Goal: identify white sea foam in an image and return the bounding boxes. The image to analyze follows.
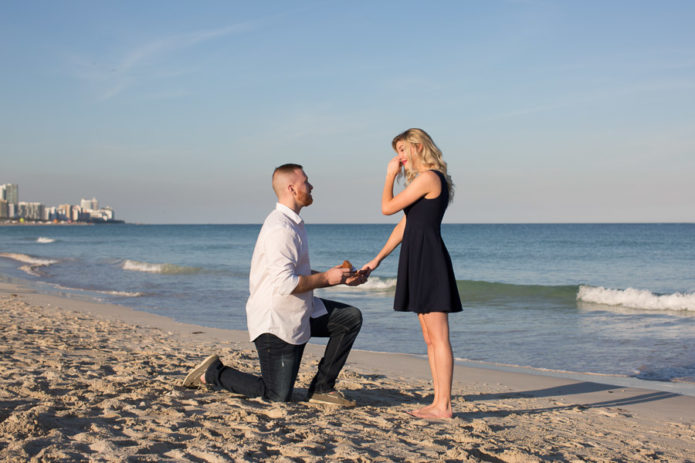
[359,276,397,291]
[36,237,55,244]
[322,276,397,292]
[100,290,143,297]
[0,252,58,276]
[122,259,201,275]
[578,285,695,312]
[51,283,144,297]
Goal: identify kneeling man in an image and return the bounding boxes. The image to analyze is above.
[184,163,365,406]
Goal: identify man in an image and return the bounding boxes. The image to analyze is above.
[184,163,364,406]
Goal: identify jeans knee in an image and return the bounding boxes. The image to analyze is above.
[346,307,363,331]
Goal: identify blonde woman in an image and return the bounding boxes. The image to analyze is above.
[364,128,462,419]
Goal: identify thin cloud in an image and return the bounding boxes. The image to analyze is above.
[72,22,258,101]
[120,24,253,72]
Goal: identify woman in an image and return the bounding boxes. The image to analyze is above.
[364,128,462,419]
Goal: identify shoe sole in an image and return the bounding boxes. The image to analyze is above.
[308,397,356,407]
[182,354,219,388]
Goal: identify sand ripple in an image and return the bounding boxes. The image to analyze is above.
[0,294,693,462]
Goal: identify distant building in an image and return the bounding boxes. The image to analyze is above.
[0,185,120,223]
[57,204,73,221]
[72,206,82,222]
[1,184,19,205]
[17,202,45,221]
[89,206,115,221]
[81,197,98,211]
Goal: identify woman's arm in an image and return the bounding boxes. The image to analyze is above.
[381,160,439,216]
[363,215,406,274]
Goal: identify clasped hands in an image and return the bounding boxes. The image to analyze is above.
[340,260,369,286]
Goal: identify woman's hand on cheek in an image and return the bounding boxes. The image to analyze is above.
[387,155,402,177]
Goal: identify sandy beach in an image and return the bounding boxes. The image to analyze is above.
[1,281,694,462]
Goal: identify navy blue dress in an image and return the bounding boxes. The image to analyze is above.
[394,170,463,314]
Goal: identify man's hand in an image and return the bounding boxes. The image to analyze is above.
[325,265,353,286]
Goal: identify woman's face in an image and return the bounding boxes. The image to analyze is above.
[395,141,411,168]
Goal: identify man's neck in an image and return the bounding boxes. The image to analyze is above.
[278,199,301,215]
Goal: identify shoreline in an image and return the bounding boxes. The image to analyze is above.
[5,270,695,397]
[1,279,695,461]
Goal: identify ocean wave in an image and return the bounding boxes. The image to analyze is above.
[121,259,202,275]
[359,276,397,291]
[633,363,695,383]
[456,280,578,304]
[0,252,58,276]
[99,290,143,297]
[320,276,398,293]
[51,283,144,298]
[36,237,55,244]
[578,285,695,312]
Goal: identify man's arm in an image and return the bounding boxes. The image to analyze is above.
[292,266,351,294]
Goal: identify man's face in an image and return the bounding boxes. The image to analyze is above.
[291,169,314,207]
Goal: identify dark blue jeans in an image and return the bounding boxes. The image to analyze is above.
[205,299,362,402]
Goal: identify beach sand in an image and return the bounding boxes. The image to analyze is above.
[1,281,694,462]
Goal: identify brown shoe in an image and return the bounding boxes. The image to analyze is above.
[308,390,356,407]
[182,354,219,388]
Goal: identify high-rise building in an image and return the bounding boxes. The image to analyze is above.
[0,199,8,219]
[0,183,19,204]
[18,202,45,221]
[0,184,18,204]
[80,197,98,211]
[57,204,73,221]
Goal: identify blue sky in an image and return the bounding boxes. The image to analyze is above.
[2,1,694,223]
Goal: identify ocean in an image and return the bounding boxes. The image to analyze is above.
[1,223,694,388]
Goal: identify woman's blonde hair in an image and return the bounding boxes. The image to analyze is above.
[392,128,454,202]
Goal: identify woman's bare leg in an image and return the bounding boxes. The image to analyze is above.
[411,312,453,419]
[410,314,438,415]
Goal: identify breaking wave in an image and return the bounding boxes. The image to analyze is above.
[0,252,58,276]
[356,276,397,292]
[578,285,695,312]
[121,259,202,275]
[36,237,55,244]
[320,276,397,293]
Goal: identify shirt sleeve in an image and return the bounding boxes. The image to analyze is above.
[262,225,302,296]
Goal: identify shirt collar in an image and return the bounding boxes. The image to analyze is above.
[275,203,303,225]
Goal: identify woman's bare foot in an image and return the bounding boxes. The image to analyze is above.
[410,406,453,420]
[408,404,435,417]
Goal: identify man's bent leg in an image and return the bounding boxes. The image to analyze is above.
[204,334,304,402]
[205,358,265,398]
[308,299,362,394]
[255,333,305,402]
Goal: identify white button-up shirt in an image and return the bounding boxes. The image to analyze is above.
[246,203,327,344]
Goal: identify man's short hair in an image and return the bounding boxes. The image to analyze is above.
[273,163,303,177]
[271,163,303,196]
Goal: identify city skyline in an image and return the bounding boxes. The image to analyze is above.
[2,1,694,224]
[1,183,116,223]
